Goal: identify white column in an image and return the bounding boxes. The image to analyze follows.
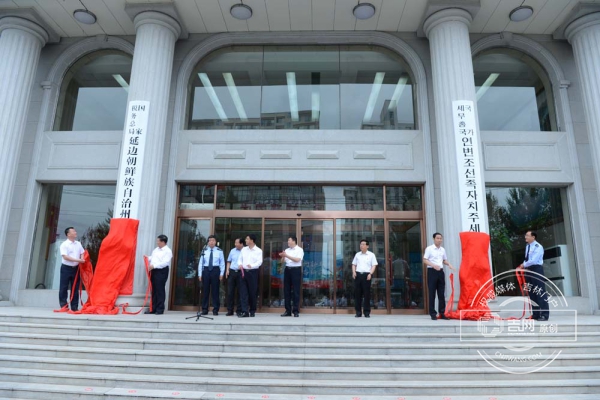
[0,17,47,287]
[117,11,180,303]
[424,9,489,269]
[566,13,600,214]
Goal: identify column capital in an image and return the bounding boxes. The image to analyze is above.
[0,16,48,46]
[423,8,473,38]
[133,11,181,41]
[565,12,600,43]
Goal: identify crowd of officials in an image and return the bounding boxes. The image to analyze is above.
[58,228,548,321]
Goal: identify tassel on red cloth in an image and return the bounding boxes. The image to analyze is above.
[77,218,139,315]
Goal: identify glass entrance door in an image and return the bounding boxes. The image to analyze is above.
[301,220,334,311]
[171,218,211,308]
[261,219,297,309]
[388,221,424,311]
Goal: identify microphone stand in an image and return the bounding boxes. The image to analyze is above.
[186,245,213,321]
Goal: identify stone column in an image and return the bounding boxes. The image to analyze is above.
[424,9,490,290]
[117,11,180,304]
[0,17,48,297]
[566,13,600,214]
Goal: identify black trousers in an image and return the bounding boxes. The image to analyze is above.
[150,266,169,314]
[227,269,242,314]
[59,264,80,310]
[354,272,371,315]
[427,268,446,317]
[524,264,550,319]
[240,268,258,314]
[284,266,301,314]
[202,268,221,312]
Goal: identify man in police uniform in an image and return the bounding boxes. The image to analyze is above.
[523,230,549,321]
[198,235,225,316]
[279,236,304,317]
[352,239,378,318]
[225,237,244,316]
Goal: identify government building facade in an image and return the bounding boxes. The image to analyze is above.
[0,0,599,316]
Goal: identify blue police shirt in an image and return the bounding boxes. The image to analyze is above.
[523,240,544,268]
[198,246,225,276]
[227,248,242,271]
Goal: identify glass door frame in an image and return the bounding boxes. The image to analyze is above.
[169,216,213,312]
[171,184,427,314]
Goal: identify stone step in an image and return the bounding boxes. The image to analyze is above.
[0,342,597,368]
[1,354,599,382]
[0,331,595,355]
[0,322,593,343]
[1,382,600,400]
[0,367,598,396]
[0,314,595,333]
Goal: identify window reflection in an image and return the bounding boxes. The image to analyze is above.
[187,46,416,130]
[474,49,556,131]
[54,51,132,131]
[28,185,115,289]
[486,187,579,296]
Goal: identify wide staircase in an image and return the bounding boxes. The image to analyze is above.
[0,308,598,400]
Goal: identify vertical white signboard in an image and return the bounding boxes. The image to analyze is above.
[452,100,486,233]
[114,101,149,219]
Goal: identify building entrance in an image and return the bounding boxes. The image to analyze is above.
[170,185,426,314]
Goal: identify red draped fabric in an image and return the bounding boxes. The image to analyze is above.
[445,232,494,320]
[77,218,139,315]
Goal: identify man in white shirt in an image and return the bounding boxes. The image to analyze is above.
[423,232,455,320]
[144,234,173,315]
[237,234,262,318]
[352,239,378,318]
[279,236,304,317]
[59,227,85,311]
[226,237,245,316]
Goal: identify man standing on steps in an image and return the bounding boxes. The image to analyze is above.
[522,230,549,321]
[352,239,378,318]
[279,236,304,318]
[423,232,455,321]
[198,235,225,316]
[145,234,173,315]
[59,227,85,311]
[238,234,262,318]
[226,237,245,316]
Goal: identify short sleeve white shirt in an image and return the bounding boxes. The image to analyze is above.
[423,244,447,269]
[284,246,304,267]
[352,251,378,273]
[59,239,85,267]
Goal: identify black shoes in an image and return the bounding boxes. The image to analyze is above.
[226,311,234,316]
[201,311,208,316]
[536,316,549,321]
[144,310,156,314]
[431,315,437,320]
[355,314,362,318]
[281,312,292,317]
[250,313,255,317]
[293,312,299,317]
[440,315,450,320]
[238,312,249,318]
[364,314,370,318]
[213,311,218,316]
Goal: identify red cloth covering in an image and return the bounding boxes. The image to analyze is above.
[445,231,494,320]
[77,218,139,315]
[53,250,94,313]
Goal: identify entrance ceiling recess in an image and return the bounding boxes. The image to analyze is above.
[0,0,597,38]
